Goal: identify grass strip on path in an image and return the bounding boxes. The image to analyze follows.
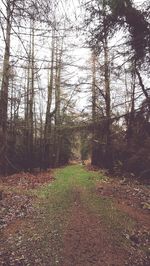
[1,165,137,265]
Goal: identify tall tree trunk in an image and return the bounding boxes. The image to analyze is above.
[126,65,136,146]
[24,37,31,170]
[44,31,55,169]
[54,38,63,167]
[29,20,35,170]
[25,19,35,171]
[39,104,44,171]
[91,50,98,165]
[9,72,16,165]
[0,1,12,175]
[103,0,112,170]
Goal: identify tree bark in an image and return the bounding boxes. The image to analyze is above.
[135,68,150,107]
[54,38,63,167]
[91,50,98,165]
[103,0,112,170]
[25,18,35,171]
[44,31,55,168]
[126,66,136,146]
[0,1,12,175]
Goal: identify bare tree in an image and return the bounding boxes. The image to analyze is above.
[0,0,14,174]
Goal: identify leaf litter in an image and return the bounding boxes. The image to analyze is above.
[0,166,150,265]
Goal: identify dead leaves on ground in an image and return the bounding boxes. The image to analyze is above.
[1,171,54,189]
[0,170,54,229]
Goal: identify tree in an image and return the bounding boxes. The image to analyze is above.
[84,0,150,172]
[85,0,113,169]
[0,0,14,174]
[107,0,150,63]
[44,30,55,169]
[25,18,35,171]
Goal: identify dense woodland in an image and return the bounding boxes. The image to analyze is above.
[0,0,150,178]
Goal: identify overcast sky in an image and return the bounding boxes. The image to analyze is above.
[0,0,148,116]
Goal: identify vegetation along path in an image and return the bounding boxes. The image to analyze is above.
[0,165,150,265]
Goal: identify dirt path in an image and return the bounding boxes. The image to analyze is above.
[0,165,150,265]
[63,185,149,266]
[63,196,127,266]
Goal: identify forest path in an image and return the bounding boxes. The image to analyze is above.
[1,165,149,265]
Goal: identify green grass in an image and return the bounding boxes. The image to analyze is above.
[35,165,106,212]
[35,165,134,246]
[2,165,136,265]
[29,165,107,265]
[2,165,135,244]
[37,165,105,196]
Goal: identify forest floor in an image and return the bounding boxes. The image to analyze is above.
[0,165,150,266]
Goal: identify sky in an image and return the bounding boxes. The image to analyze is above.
[0,0,148,117]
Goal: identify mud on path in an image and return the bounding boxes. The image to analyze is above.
[0,165,150,265]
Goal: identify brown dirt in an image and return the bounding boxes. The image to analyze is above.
[0,170,54,189]
[0,170,149,266]
[95,179,150,265]
[63,204,128,266]
[62,182,150,266]
[96,180,150,229]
